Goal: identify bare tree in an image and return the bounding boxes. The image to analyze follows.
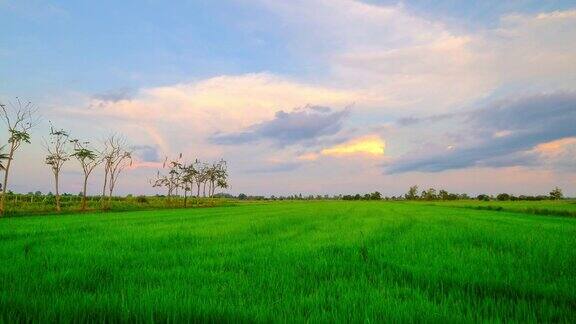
[0,98,38,216]
[100,135,132,206]
[100,139,113,201]
[215,159,228,196]
[200,162,210,197]
[203,159,228,198]
[149,154,182,199]
[179,161,197,207]
[107,137,132,201]
[150,156,229,206]
[43,124,70,212]
[70,139,102,211]
[150,170,169,195]
[192,159,203,198]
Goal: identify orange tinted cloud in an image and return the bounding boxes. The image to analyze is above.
[533,137,576,156]
[321,135,385,156]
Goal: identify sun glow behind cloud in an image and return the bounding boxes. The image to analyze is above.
[321,135,385,156]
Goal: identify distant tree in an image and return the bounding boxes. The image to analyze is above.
[496,193,511,201]
[370,191,382,200]
[549,187,563,200]
[179,162,195,207]
[150,155,182,198]
[70,139,102,211]
[101,135,132,205]
[477,194,490,201]
[167,155,183,197]
[422,188,437,201]
[0,98,39,216]
[439,189,450,200]
[200,163,210,197]
[43,124,70,212]
[237,193,247,200]
[405,185,419,200]
[459,193,470,200]
[214,159,228,196]
[191,159,204,198]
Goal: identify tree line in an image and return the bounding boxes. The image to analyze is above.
[0,99,134,216]
[0,98,230,216]
[232,186,566,201]
[150,155,228,207]
[403,185,564,201]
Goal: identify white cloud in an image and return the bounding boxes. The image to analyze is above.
[53,73,358,165]
[255,1,576,114]
[490,10,576,88]
[256,0,495,112]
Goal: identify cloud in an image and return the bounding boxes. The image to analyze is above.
[132,145,161,163]
[386,92,576,173]
[210,105,349,146]
[256,0,495,113]
[492,10,576,86]
[531,137,576,172]
[56,73,357,157]
[92,87,135,103]
[255,2,576,115]
[321,135,385,156]
[396,113,456,126]
[244,162,302,174]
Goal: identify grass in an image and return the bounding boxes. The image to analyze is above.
[425,199,576,217]
[0,195,235,217]
[1,201,575,322]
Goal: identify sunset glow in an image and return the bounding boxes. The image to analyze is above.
[321,136,385,156]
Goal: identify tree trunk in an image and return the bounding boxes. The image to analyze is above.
[55,173,61,212]
[184,189,187,208]
[108,173,115,202]
[101,167,109,200]
[203,182,206,197]
[81,175,88,211]
[0,146,15,216]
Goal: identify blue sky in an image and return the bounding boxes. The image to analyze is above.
[4,0,572,95]
[1,0,575,196]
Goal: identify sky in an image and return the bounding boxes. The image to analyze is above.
[1,0,575,197]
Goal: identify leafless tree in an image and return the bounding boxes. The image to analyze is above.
[0,98,39,216]
[210,159,228,197]
[179,161,198,207]
[215,160,229,195]
[167,156,182,198]
[149,154,182,198]
[150,155,229,206]
[43,124,70,212]
[200,162,210,197]
[70,139,102,211]
[101,135,132,204]
[192,159,203,198]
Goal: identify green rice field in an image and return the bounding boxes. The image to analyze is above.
[1,201,575,322]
